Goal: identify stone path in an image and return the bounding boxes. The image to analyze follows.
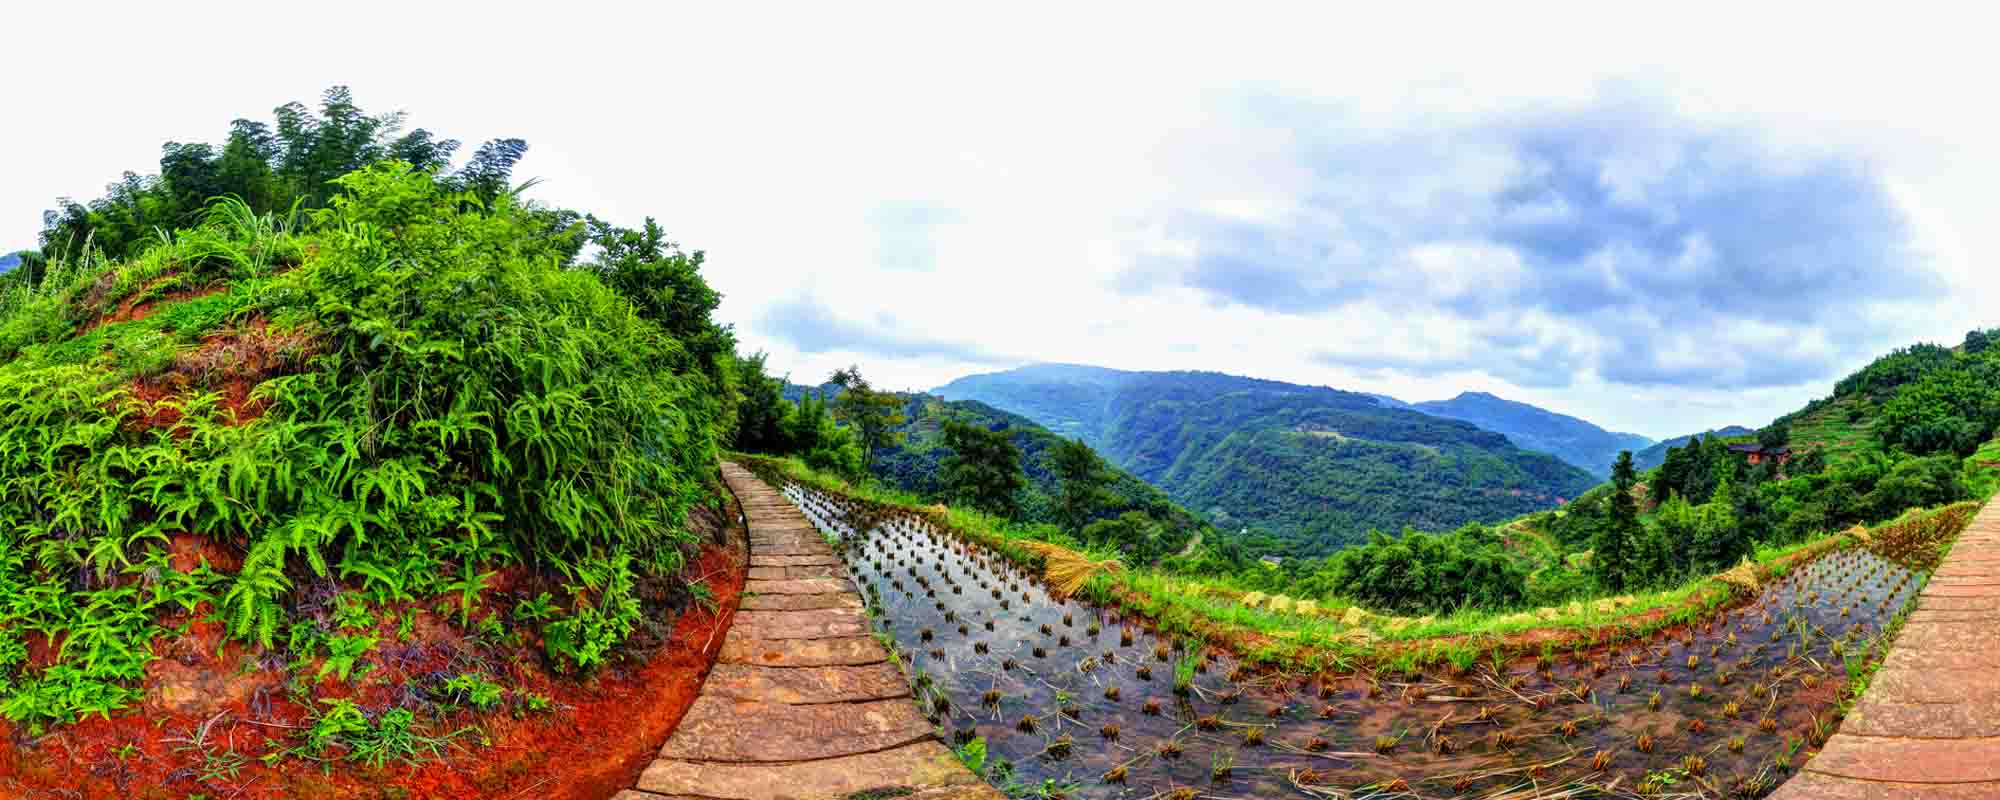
[1772,497,2000,799]
[615,462,1002,800]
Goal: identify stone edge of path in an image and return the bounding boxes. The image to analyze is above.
[1770,497,2000,799]
[615,462,1002,800]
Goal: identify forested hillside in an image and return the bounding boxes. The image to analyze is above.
[1632,425,1755,470]
[870,396,1214,562]
[937,365,1597,555]
[1763,329,2000,467]
[1410,391,1653,477]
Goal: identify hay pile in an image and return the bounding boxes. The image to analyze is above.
[1020,541,1124,598]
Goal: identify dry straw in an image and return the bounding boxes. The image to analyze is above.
[1021,541,1123,598]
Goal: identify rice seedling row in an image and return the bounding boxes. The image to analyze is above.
[785,485,1928,799]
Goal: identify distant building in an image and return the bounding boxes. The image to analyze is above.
[1727,443,1790,466]
[1258,556,1284,568]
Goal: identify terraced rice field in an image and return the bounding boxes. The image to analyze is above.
[785,485,1929,798]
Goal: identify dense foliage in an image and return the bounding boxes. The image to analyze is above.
[829,367,907,469]
[38,87,533,263]
[1774,329,2000,460]
[0,159,742,729]
[937,419,1026,517]
[1298,524,1529,614]
[938,365,1598,556]
[1630,426,1754,471]
[856,395,1214,565]
[730,353,864,476]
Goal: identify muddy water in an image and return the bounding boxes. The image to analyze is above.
[784,486,1924,798]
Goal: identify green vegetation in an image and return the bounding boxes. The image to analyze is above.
[1296,523,1528,613]
[732,353,864,476]
[937,419,1027,517]
[0,89,767,742]
[936,364,1598,556]
[36,87,533,264]
[1050,436,1111,534]
[848,395,1213,566]
[1631,425,1753,471]
[745,449,1978,683]
[1774,329,2000,464]
[830,367,908,470]
[744,321,2000,670]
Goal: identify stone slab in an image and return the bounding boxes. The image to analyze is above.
[658,695,932,761]
[748,564,845,581]
[749,578,851,595]
[750,553,844,568]
[702,662,911,704]
[1867,667,2000,705]
[1845,698,2000,738]
[1772,772,2000,800]
[719,635,888,667]
[1891,621,2000,652]
[1883,647,2000,673]
[731,608,870,640]
[1802,735,2000,783]
[740,592,862,611]
[754,543,838,557]
[638,741,986,799]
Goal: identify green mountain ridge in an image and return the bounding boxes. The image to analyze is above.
[935,364,1598,556]
[1408,391,1654,478]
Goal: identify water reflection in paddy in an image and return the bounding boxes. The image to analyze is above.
[784,485,1925,798]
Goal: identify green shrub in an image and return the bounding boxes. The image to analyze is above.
[0,162,732,728]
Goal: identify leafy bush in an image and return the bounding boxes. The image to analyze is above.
[0,162,733,728]
[1298,524,1528,614]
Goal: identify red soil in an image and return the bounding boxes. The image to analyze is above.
[125,317,317,431]
[0,500,748,800]
[77,279,227,337]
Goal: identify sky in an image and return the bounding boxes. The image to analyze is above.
[7,2,1997,440]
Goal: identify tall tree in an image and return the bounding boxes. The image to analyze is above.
[1051,437,1111,533]
[730,352,795,454]
[585,217,733,390]
[1655,441,1693,501]
[1593,450,1642,590]
[938,420,1026,517]
[828,367,906,470]
[37,86,529,264]
[1758,422,1790,450]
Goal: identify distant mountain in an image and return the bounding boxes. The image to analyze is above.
[936,365,1597,556]
[779,380,843,404]
[1410,391,1653,478]
[0,252,21,275]
[1366,393,1414,410]
[1632,425,1755,471]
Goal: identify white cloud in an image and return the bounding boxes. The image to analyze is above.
[7,1,2000,439]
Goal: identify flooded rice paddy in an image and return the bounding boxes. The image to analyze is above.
[784,485,1928,799]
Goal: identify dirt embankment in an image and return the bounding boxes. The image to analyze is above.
[0,479,749,800]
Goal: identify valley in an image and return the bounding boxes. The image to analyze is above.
[935,366,1599,557]
[7,54,2000,800]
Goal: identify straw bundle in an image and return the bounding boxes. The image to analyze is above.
[1021,541,1124,598]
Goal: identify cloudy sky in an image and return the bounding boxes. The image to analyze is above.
[8,3,1994,439]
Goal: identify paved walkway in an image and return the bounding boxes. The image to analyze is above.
[1772,497,2000,799]
[615,462,1001,800]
